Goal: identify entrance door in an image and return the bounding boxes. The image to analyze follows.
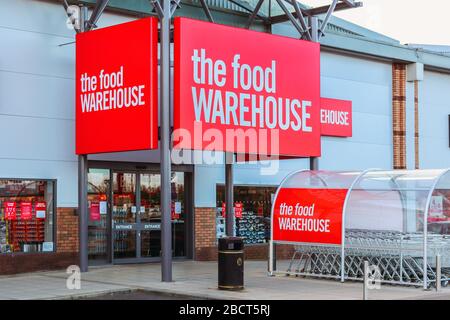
[139,172,186,258]
[112,172,138,261]
[112,171,187,262]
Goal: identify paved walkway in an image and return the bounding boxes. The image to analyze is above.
[0,260,449,300]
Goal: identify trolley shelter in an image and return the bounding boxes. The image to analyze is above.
[269,169,450,288]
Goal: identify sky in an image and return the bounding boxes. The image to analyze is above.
[301,0,450,45]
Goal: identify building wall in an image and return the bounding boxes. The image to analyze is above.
[419,71,450,168]
[320,51,393,171]
[0,0,132,207]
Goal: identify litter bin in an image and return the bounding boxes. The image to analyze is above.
[218,237,244,290]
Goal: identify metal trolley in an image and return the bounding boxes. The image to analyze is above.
[286,229,450,287]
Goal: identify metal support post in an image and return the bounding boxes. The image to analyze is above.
[160,0,173,282]
[310,157,318,170]
[309,16,319,171]
[363,261,369,300]
[78,5,89,273]
[436,254,442,291]
[225,152,234,236]
[309,16,319,43]
[78,155,88,272]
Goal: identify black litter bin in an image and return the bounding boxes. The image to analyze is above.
[218,237,244,290]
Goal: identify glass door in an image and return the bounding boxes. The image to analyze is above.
[140,172,186,258]
[112,172,138,260]
[87,169,111,265]
[139,173,161,257]
[111,170,187,262]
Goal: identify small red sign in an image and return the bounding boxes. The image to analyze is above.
[90,202,101,221]
[221,202,226,218]
[221,202,243,218]
[35,202,46,220]
[257,205,264,217]
[20,202,32,220]
[234,202,243,218]
[4,202,16,221]
[272,188,347,245]
[320,98,352,137]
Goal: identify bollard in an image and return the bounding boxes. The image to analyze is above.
[363,261,369,300]
[436,254,441,291]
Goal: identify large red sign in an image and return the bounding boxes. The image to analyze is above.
[272,188,347,245]
[174,17,321,157]
[320,98,352,137]
[76,18,158,154]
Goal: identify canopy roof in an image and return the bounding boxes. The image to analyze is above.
[276,169,450,233]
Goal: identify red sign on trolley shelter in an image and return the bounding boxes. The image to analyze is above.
[320,98,352,137]
[272,188,347,245]
[75,17,158,155]
[174,17,321,157]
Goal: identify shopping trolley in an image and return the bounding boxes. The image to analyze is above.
[285,229,450,287]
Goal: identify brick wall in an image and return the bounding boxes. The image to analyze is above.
[392,63,407,169]
[57,207,79,253]
[194,207,217,260]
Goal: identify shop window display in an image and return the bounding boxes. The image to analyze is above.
[216,185,276,244]
[0,179,55,254]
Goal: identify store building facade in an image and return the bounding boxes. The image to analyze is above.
[0,0,449,274]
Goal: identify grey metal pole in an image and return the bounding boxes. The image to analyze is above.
[225,153,234,236]
[78,5,89,273]
[78,155,88,272]
[436,254,442,291]
[309,16,319,43]
[309,16,319,171]
[160,0,173,282]
[363,260,369,300]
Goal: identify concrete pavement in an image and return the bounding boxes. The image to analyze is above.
[0,260,449,300]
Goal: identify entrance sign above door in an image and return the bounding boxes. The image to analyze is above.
[173,17,321,157]
[75,17,158,155]
[320,98,352,137]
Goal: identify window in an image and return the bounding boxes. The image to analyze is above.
[216,185,277,244]
[0,179,55,254]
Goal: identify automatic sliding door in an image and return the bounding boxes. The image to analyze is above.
[140,172,186,258]
[140,173,161,257]
[112,172,137,259]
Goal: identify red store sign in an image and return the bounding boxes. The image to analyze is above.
[75,17,158,154]
[174,17,321,158]
[320,98,352,137]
